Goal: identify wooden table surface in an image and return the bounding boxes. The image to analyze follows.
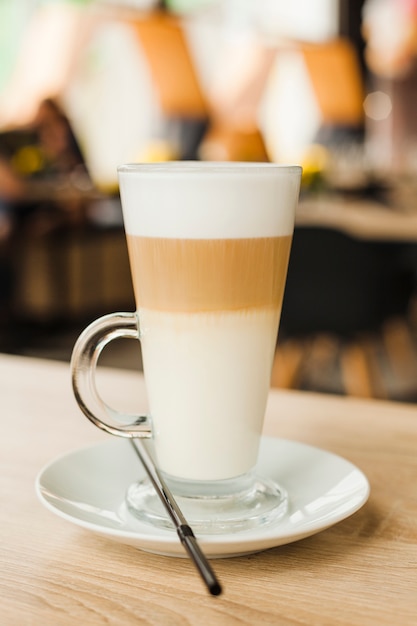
[1,353,416,625]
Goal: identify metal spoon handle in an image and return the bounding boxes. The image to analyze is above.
[130,439,222,596]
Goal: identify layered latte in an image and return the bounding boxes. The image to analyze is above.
[119,163,300,481]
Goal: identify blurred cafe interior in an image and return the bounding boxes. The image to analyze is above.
[1,0,417,402]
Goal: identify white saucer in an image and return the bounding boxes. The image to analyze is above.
[36,437,370,558]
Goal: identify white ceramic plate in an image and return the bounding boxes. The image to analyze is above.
[36,437,370,558]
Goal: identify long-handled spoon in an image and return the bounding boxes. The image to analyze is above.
[129,439,222,596]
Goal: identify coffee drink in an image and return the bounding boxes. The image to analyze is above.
[119,163,300,481]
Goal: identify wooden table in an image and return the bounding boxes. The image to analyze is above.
[1,354,416,625]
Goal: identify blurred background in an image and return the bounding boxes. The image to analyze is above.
[1,0,417,401]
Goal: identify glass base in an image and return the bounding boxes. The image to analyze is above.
[125,471,288,535]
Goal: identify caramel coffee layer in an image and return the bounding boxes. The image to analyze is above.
[127,235,292,312]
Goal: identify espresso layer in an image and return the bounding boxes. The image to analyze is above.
[127,235,292,312]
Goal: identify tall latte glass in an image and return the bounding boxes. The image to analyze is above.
[71,162,302,534]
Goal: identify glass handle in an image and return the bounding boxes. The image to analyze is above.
[70,312,152,438]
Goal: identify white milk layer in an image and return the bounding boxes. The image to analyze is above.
[138,306,280,481]
[118,163,301,239]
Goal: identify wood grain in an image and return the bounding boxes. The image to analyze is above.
[1,354,416,625]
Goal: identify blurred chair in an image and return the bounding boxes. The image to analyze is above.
[260,37,365,164]
[302,38,365,129]
[131,12,210,159]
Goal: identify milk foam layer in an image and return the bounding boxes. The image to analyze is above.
[139,306,280,481]
[118,162,301,239]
